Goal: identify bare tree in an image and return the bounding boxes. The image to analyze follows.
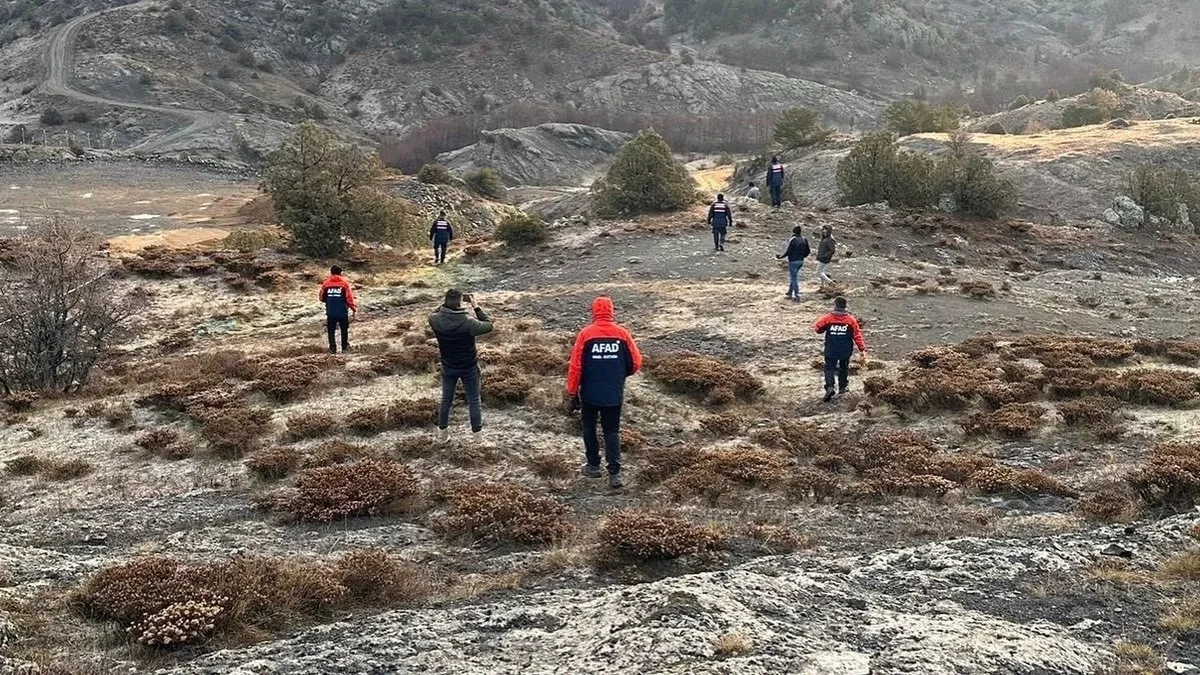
[0,217,145,394]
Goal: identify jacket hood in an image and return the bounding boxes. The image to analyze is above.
[592,297,614,322]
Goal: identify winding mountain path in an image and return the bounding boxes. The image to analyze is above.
[41,1,226,152]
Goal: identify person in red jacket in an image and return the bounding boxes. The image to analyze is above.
[319,266,357,353]
[813,296,867,402]
[565,297,643,489]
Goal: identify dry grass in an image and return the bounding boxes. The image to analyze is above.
[968,466,1077,498]
[665,446,790,503]
[1159,595,1200,634]
[284,412,341,441]
[962,403,1046,438]
[1127,442,1200,512]
[1159,551,1200,581]
[5,455,93,481]
[435,481,575,546]
[1110,640,1165,675]
[347,399,438,435]
[245,447,302,481]
[261,460,422,523]
[1076,487,1139,523]
[528,452,575,480]
[596,509,724,561]
[712,631,753,657]
[646,352,762,406]
[74,550,432,648]
[743,522,812,553]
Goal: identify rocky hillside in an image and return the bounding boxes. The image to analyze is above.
[436,124,631,187]
[733,117,1200,225]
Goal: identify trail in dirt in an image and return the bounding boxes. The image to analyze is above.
[41,1,226,152]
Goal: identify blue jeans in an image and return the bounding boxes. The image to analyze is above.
[788,260,804,297]
[438,367,482,432]
[770,183,783,207]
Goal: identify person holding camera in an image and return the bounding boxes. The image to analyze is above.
[429,289,493,443]
[565,297,642,489]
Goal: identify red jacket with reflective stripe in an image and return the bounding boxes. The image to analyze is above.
[319,275,357,315]
[814,311,866,357]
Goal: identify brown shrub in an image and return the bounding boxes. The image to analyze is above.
[646,352,761,404]
[249,357,328,401]
[860,471,957,499]
[130,599,225,646]
[978,382,1040,408]
[246,447,302,481]
[285,412,340,441]
[437,481,575,545]
[482,366,536,405]
[43,457,94,481]
[528,452,575,480]
[1076,488,1138,522]
[1058,397,1120,427]
[266,460,421,523]
[370,344,441,375]
[1012,336,1135,364]
[742,522,812,553]
[596,509,723,561]
[502,344,568,375]
[665,446,790,501]
[135,428,181,454]
[346,399,437,435]
[2,391,38,412]
[1119,369,1200,406]
[639,445,696,483]
[76,556,203,625]
[303,441,370,468]
[619,427,649,453]
[1127,442,1200,512]
[1035,351,1095,370]
[969,465,1076,497]
[195,405,272,458]
[959,280,996,299]
[334,549,432,605]
[964,403,1045,438]
[1044,368,1123,400]
[787,467,842,502]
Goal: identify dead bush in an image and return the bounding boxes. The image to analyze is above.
[969,465,1076,497]
[639,445,697,483]
[1128,442,1200,512]
[1011,336,1135,364]
[700,412,749,437]
[978,382,1040,408]
[265,460,421,523]
[1119,369,1200,406]
[303,440,370,468]
[436,481,575,545]
[1076,487,1138,522]
[963,403,1045,438]
[647,352,762,405]
[859,471,957,499]
[787,467,842,502]
[596,509,723,561]
[370,344,441,374]
[2,391,38,412]
[482,366,536,405]
[250,357,326,401]
[246,447,302,481]
[195,405,272,458]
[334,548,432,605]
[959,280,996,299]
[134,428,181,454]
[284,412,340,441]
[346,399,437,435]
[528,452,575,480]
[502,344,568,375]
[742,522,812,553]
[1058,397,1120,427]
[665,446,790,502]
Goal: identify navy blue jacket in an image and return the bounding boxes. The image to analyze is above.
[768,162,786,187]
[707,200,733,229]
[780,235,811,262]
[566,298,643,407]
[430,218,453,244]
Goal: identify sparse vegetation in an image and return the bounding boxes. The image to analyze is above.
[773,107,831,149]
[646,352,762,405]
[436,481,575,545]
[494,212,547,247]
[417,163,455,184]
[262,459,422,523]
[464,168,506,200]
[597,509,723,561]
[884,100,959,136]
[1129,165,1200,226]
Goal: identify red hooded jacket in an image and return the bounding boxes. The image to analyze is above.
[566,297,643,407]
[319,275,357,317]
[814,310,866,358]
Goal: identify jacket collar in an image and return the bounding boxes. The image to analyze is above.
[440,305,468,314]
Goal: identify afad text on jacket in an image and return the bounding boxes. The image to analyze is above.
[319,275,357,318]
[566,297,643,407]
[813,310,867,359]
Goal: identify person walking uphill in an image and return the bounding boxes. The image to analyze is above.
[429,211,453,265]
[429,289,493,443]
[565,297,643,489]
[814,296,867,402]
[776,225,810,302]
[707,194,734,252]
[816,225,837,288]
[766,156,786,208]
[319,266,356,354]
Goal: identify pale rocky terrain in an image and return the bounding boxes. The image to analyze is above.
[436,124,631,187]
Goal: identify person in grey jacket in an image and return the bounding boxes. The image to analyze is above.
[429,289,493,443]
[816,225,837,288]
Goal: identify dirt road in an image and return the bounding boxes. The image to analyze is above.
[41,1,227,153]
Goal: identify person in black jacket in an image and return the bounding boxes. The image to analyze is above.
[429,211,453,265]
[776,225,811,301]
[707,194,734,252]
[429,289,493,443]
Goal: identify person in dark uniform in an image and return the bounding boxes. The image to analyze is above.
[318,266,356,353]
[429,211,454,265]
[766,156,786,207]
[813,296,868,402]
[706,194,734,252]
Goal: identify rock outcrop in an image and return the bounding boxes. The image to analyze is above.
[435,123,631,187]
[153,516,1197,675]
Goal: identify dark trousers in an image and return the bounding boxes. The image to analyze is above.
[712,227,727,249]
[824,353,850,392]
[582,403,622,475]
[438,368,482,432]
[433,240,448,263]
[326,315,349,352]
[770,183,783,207]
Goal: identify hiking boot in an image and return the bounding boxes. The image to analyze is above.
[719,245,725,252]
[471,428,484,443]
[436,427,449,444]
[328,346,337,354]
[608,472,624,489]
[581,464,602,479]
[823,388,836,403]
[838,387,849,397]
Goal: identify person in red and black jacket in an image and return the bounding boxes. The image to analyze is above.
[319,266,357,353]
[565,297,643,489]
[813,296,867,402]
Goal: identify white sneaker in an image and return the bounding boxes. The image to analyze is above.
[472,428,484,443]
[436,427,449,444]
